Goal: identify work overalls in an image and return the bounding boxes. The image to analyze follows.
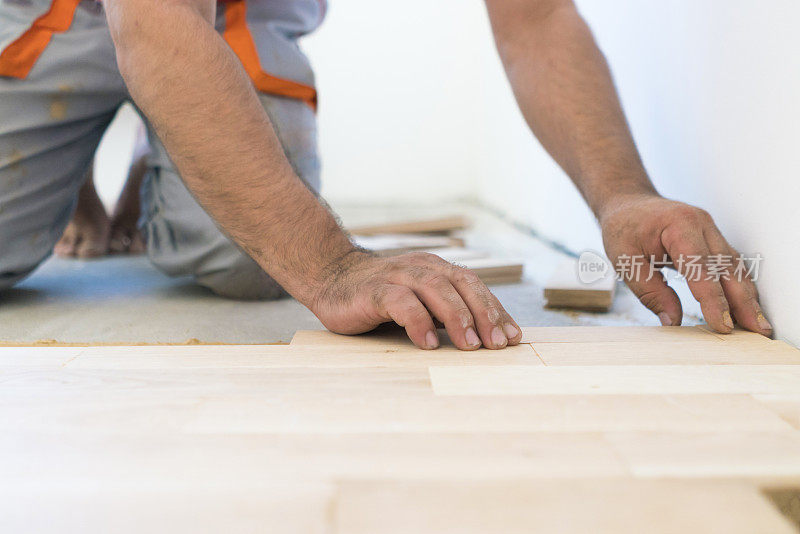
[0,0,325,298]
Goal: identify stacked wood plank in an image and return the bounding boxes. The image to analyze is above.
[348,215,524,285]
[2,326,800,532]
[544,258,617,311]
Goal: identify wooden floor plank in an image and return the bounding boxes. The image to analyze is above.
[0,483,333,534]
[430,365,800,396]
[334,479,796,534]
[606,431,800,478]
[1,372,790,434]
[532,341,800,365]
[0,347,83,369]
[290,328,539,355]
[183,393,792,435]
[520,325,722,343]
[70,344,541,369]
[1,431,627,482]
[2,366,791,436]
[4,328,799,531]
[754,394,800,430]
[698,325,779,344]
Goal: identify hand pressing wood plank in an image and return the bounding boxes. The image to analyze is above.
[429,365,800,396]
[348,215,469,236]
[544,258,616,311]
[292,325,725,347]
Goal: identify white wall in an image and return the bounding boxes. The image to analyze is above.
[474,0,800,344]
[303,0,490,204]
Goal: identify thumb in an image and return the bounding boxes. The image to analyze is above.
[624,270,683,326]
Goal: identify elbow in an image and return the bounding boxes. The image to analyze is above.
[104,0,212,82]
[104,1,155,81]
[488,0,580,56]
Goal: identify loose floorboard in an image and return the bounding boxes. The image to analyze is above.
[3,325,800,532]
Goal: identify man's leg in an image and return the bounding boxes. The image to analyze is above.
[53,167,111,258]
[0,1,126,290]
[139,3,322,300]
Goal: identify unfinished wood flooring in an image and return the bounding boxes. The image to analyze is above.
[3,326,800,533]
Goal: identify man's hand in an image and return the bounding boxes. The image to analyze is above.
[599,193,772,336]
[310,251,523,350]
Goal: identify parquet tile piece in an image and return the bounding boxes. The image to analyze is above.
[334,479,796,534]
[290,328,539,357]
[429,365,800,396]
[531,341,800,365]
[520,325,721,343]
[70,344,542,369]
[606,431,800,478]
[0,347,82,369]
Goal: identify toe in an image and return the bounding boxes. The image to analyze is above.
[76,238,107,258]
[110,226,145,255]
[129,230,146,254]
[54,225,78,257]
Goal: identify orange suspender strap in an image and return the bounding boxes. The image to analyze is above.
[0,0,82,79]
[222,0,318,111]
[0,0,317,110]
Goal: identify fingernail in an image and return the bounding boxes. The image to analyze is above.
[756,311,773,333]
[722,311,734,330]
[658,313,672,327]
[425,330,439,349]
[503,323,519,340]
[465,327,481,347]
[491,326,507,348]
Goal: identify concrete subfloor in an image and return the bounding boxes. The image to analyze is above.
[0,202,701,344]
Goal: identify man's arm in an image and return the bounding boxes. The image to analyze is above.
[484,0,772,335]
[103,0,522,350]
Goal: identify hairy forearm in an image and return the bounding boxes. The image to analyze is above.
[486,0,658,219]
[104,0,355,304]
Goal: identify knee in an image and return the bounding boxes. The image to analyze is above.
[196,255,287,301]
[0,265,38,292]
[0,245,48,292]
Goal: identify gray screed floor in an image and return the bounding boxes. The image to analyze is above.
[0,202,700,345]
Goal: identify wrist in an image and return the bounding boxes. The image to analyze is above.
[592,178,661,226]
[303,247,374,312]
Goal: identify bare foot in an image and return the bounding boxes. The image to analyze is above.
[109,155,146,255]
[55,170,110,258]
